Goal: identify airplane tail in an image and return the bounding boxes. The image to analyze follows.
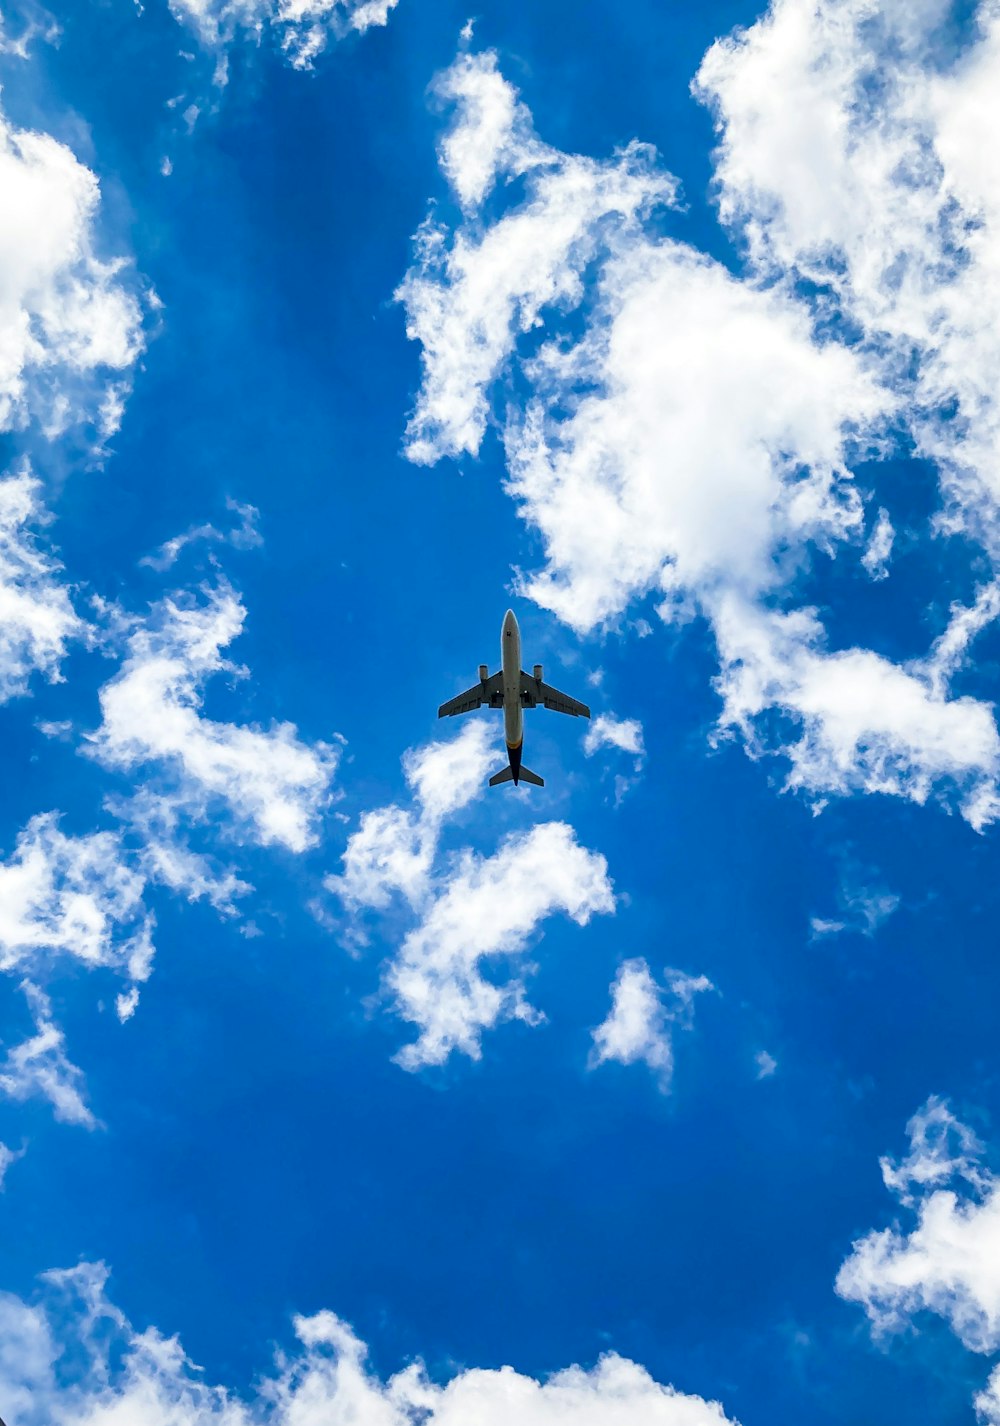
[489,764,544,788]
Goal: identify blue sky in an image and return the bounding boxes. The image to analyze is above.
[2,0,1000,1422]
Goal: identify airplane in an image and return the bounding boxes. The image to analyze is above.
[438,608,590,787]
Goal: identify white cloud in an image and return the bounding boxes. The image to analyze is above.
[0,810,155,1120]
[169,0,399,73]
[976,1370,1000,1425]
[695,0,1000,559]
[583,713,646,803]
[809,869,899,940]
[583,713,645,759]
[0,982,96,1128]
[110,787,251,915]
[0,467,83,701]
[0,3,59,59]
[0,1260,742,1425]
[836,1097,1000,1354]
[402,717,497,824]
[397,52,676,465]
[0,811,151,979]
[86,583,338,854]
[400,44,1000,827]
[0,1138,24,1188]
[0,95,144,444]
[754,1050,777,1079]
[861,507,894,581]
[327,724,614,1066]
[140,499,261,573]
[712,594,1000,821]
[327,720,495,915]
[925,581,1000,700]
[589,959,711,1092]
[390,822,614,1069]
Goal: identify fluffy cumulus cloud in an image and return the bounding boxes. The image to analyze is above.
[169,0,399,72]
[0,468,83,701]
[583,714,645,760]
[86,583,338,855]
[327,722,615,1067]
[0,812,151,983]
[696,0,1000,555]
[589,959,712,1092]
[837,1097,1000,1418]
[389,822,615,1069]
[397,50,676,465]
[0,94,144,444]
[0,1261,741,1425]
[327,719,496,915]
[399,40,1000,827]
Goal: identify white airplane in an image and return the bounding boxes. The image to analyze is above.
[438,608,590,787]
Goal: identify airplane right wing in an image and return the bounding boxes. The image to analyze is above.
[535,679,591,718]
[438,671,504,718]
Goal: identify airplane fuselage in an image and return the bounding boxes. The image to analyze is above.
[436,607,590,787]
[502,608,523,777]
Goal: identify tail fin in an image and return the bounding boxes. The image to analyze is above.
[488,764,545,788]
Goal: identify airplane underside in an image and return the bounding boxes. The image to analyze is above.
[437,609,590,788]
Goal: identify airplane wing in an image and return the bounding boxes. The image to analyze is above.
[521,672,590,718]
[438,671,504,718]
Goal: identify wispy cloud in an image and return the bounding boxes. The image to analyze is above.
[0,2,59,58]
[168,0,399,77]
[589,959,712,1092]
[583,712,646,801]
[0,468,85,701]
[0,983,97,1128]
[0,1138,25,1188]
[810,867,900,941]
[140,499,262,573]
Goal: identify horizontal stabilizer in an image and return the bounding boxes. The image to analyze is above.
[488,764,545,788]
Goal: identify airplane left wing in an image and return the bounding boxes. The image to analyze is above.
[521,672,590,718]
[438,671,503,718]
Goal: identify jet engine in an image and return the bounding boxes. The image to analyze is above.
[533,664,543,681]
[479,664,489,682]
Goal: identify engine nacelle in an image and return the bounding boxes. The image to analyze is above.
[533,664,543,681]
[479,664,489,683]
